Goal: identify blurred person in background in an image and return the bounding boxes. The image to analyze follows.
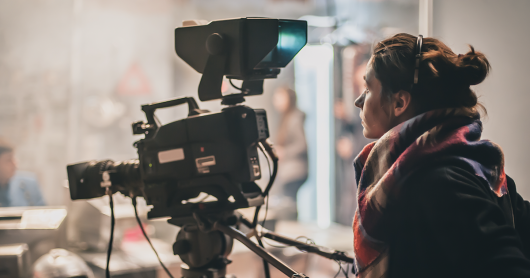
[352,34,530,277]
[271,86,308,220]
[334,99,358,225]
[0,138,45,207]
[335,44,372,226]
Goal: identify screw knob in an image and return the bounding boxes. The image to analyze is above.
[173,239,192,255]
[206,33,225,55]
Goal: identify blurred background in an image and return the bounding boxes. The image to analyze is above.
[0,0,529,277]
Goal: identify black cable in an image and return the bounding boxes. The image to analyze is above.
[252,205,261,229]
[342,263,349,278]
[261,145,272,184]
[131,197,175,278]
[260,144,272,230]
[240,217,277,249]
[229,79,243,91]
[261,194,270,230]
[256,144,273,278]
[334,260,343,278]
[256,237,271,278]
[260,141,278,198]
[254,143,276,228]
[257,143,327,263]
[333,260,350,278]
[106,190,115,278]
[240,214,355,276]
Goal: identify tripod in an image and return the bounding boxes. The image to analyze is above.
[167,211,356,278]
[154,139,355,278]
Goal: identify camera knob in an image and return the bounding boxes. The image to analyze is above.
[206,33,225,55]
[173,239,192,255]
[132,121,155,135]
[225,215,238,226]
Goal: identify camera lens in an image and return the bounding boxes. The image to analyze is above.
[67,159,142,200]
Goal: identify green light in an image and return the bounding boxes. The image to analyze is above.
[149,163,153,167]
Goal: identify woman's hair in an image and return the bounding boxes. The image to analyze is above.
[371,33,490,115]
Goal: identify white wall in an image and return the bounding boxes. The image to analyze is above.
[0,0,323,205]
[433,0,530,199]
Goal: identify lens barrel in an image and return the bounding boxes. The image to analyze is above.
[67,159,142,200]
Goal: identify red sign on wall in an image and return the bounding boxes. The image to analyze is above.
[117,63,152,96]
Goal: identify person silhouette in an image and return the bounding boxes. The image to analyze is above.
[271,86,308,220]
[0,138,45,207]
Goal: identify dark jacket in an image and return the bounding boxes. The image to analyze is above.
[387,165,530,278]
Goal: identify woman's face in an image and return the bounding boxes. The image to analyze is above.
[354,57,393,139]
[273,88,290,113]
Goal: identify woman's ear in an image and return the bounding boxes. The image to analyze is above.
[392,90,412,117]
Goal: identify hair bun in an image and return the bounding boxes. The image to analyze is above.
[456,45,491,86]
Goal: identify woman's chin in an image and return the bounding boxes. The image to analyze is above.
[363,129,380,140]
[362,129,372,139]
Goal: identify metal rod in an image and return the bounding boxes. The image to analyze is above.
[261,230,354,264]
[213,221,301,278]
[238,217,356,274]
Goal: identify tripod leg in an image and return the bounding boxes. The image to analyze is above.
[213,221,307,278]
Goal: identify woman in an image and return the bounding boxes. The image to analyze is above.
[352,33,530,278]
[272,86,308,220]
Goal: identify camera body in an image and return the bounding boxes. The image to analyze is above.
[137,103,270,219]
[68,98,270,219]
[67,17,306,220]
[136,105,268,185]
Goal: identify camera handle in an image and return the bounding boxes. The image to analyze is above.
[133,97,207,135]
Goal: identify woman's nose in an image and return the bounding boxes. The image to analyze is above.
[355,92,365,109]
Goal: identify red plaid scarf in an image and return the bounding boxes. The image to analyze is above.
[352,108,507,277]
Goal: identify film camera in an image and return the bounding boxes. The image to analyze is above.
[67,17,317,278]
[68,17,307,216]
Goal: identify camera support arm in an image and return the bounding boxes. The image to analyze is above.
[260,229,356,267]
[199,33,227,102]
[191,212,307,278]
[238,217,357,274]
[213,220,308,278]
